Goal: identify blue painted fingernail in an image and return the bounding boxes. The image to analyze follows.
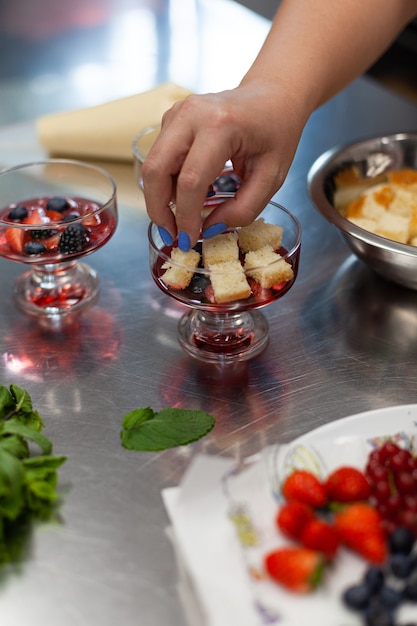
[158,226,173,246]
[206,188,216,198]
[203,223,228,238]
[178,231,191,252]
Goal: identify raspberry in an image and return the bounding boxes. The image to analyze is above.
[58,223,89,254]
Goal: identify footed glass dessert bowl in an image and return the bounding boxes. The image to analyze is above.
[0,159,117,320]
[148,195,301,363]
[133,124,242,194]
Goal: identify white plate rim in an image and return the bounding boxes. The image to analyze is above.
[292,403,417,447]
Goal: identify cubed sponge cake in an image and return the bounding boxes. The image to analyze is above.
[244,245,294,288]
[207,260,251,303]
[161,248,200,289]
[238,218,283,252]
[202,231,239,266]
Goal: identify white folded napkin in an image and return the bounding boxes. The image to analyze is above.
[36,82,192,162]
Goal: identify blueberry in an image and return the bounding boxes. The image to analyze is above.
[390,553,413,579]
[7,204,28,221]
[214,174,240,193]
[343,583,372,610]
[404,571,417,601]
[379,585,403,610]
[46,196,70,213]
[24,241,46,255]
[364,603,394,626]
[388,527,415,555]
[62,212,81,222]
[365,566,385,593]
[189,274,210,296]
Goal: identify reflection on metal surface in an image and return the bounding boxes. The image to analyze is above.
[302,255,417,382]
[2,304,122,383]
[159,353,288,456]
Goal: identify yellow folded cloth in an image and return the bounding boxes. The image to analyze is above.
[36,82,192,162]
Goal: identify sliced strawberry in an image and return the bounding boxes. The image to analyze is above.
[276,501,315,540]
[5,228,24,253]
[324,466,371,503]
[264,547,325,593]
[46,210,65,223]
[24,208,47,225]
[43,233,61,251]
[82,214,101,228]
[282,470,327,508]
[300,518,340,560]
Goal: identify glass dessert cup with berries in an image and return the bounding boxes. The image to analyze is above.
[0,159,117,320]
[148,195,301,363]
[133,125,242,194]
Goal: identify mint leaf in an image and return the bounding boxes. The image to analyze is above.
[0,449,25,521]
[0,386,16,421]
[0,384,66,564]
[10,385,33,414]
[121,407,215,451]
[2,423,52,455]
[0,435,29,459]
[122,406,155,430]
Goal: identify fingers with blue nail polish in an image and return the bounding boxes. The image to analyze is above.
[202,223,228,238]
[178,231,191,252]
[158,226,173,246]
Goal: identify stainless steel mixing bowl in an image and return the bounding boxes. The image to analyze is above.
[307,132,417,290]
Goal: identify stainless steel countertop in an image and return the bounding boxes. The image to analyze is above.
[1,1,417,625]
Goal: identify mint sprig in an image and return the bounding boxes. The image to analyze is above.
[0,384,66,563]
[121,407,216,451]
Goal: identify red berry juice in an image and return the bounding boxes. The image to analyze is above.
[0,195,117,263]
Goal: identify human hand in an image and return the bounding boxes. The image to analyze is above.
[142,80,308,250]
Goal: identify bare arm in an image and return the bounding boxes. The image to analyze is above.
[143,0,417,250]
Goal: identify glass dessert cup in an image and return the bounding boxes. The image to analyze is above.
[0,159,117,320]
[133,125,241,194]
[148,196,301,363]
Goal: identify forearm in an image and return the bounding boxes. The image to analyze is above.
[242,0,417,115]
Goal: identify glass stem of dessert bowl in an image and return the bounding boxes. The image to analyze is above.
[14,260,99,319]
[178,309,270,363]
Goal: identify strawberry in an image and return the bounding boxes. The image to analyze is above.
[264,547,325,593]
[276,500,315,540]
[43,233,61,251]
[24,208,47,225]
[324,466,371,503]
[46,210,66,223]
[334,502,387,563]
[300,517,340,560]
[282,470,327,508]
[5,227,24,253]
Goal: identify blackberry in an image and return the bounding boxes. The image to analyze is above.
[8,204,28,221]
[46,196,70,213]
[31,229,58,240]
[24,241,46,255]
[58,223,89,254]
